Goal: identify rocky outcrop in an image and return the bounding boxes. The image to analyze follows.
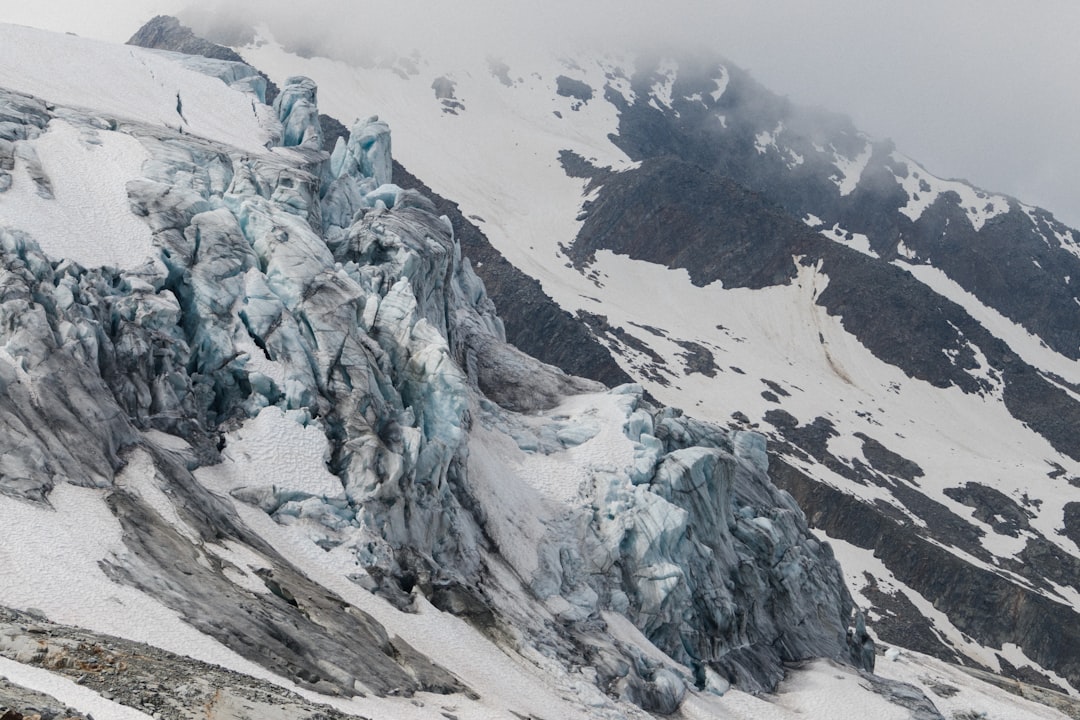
[0,606,369,720]
[128,15,247,64]
[128,15,280,105]
[772,458,1080,691]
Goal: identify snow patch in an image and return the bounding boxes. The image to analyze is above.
[892,152,1009,231]
[649,59,678,109]
[830,140,873,196]
[0,119,153,269]
[896,261,1080,386]
[710,69,729,102]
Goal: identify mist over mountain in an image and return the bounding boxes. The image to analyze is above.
[0,11,1079,720]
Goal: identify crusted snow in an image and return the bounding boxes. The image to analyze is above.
[0,23,274,153]
[0,119,153,269]
[214,405,344,497]
[514,392,636,505]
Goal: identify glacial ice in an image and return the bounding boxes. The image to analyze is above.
[273,75,323,149]
[0,73,854,713]
[146,49,271,104]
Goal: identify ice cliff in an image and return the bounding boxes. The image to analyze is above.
[0,64,853,715]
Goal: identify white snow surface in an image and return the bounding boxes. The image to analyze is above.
[0,23,274,153]
[831,139,873,196]
[0,118,153,269]
[214,405,345,498]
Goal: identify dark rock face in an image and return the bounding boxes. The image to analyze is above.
[569,156,803,289]
[943,482,1032,537]
[555,75,594,103]
[128,15,247,64]
[772,459,1080,691]
[127,16,280,105]
[855,433,923,482]
[1063,502,1080,551]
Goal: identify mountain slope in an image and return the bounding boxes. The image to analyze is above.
[200,19,1080,697]
[0,21,926,720]
[0,17,1076,720]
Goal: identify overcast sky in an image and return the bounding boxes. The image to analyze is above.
[3,1,1078,228]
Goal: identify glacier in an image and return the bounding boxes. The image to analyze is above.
[0,43,863,715]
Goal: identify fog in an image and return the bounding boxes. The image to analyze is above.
[3,0,1078,227]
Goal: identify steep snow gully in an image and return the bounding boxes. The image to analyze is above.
[0,34,869,718]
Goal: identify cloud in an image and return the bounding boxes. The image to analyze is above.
[2,0,1078,226]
